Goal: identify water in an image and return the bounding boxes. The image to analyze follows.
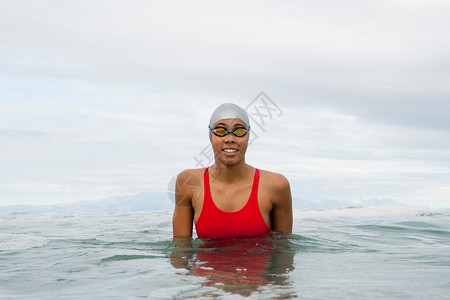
[1,207,449,299]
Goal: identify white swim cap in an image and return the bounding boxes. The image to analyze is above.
[209,103,250,129]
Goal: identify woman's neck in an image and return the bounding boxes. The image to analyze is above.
[210,163,253,184]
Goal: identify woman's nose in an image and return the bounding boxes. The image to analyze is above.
[223,132,236,142]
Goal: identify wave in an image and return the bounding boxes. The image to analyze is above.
[0,233,49,251]
[295,206,450,218]
[101,254,160,262]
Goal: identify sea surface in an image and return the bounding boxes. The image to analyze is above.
[1,206,449,299]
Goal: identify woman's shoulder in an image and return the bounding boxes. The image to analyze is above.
[178,168,205,177]
[177,168,205,186]
[258,169,290,189]
[258,169,292,206]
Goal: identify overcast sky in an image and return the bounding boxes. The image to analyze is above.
[1,0,449,208]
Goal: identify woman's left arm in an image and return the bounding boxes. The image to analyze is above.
[271,174,293,233]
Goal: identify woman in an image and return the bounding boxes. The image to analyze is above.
[172,103,292,239]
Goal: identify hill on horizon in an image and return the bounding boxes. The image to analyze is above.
[0,191,403,213]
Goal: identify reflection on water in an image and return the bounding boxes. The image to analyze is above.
[2,209,449,298]
[170,232,298,298]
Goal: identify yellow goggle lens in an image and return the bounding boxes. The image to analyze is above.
[214,128,228,136]
[234,128,247,137]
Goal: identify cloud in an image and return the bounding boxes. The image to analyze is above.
[0,0,449,207]
[0,128,45,137]
[245,104,450,207]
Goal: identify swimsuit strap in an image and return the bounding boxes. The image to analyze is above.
[203,167,214,210]
[251,168,260,203]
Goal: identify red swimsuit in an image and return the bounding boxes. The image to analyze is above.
[195,168,271,239]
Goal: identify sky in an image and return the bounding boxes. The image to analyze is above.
[1,0,449,208]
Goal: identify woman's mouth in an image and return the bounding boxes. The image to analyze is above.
[223,148,238,155]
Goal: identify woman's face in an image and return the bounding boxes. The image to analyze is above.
[210,118,249,167]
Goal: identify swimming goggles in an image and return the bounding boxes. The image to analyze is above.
[209,126,249,137]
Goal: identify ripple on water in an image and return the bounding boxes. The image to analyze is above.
[0,233,49,251]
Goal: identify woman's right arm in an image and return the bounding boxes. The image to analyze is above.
[172,170,195,239]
